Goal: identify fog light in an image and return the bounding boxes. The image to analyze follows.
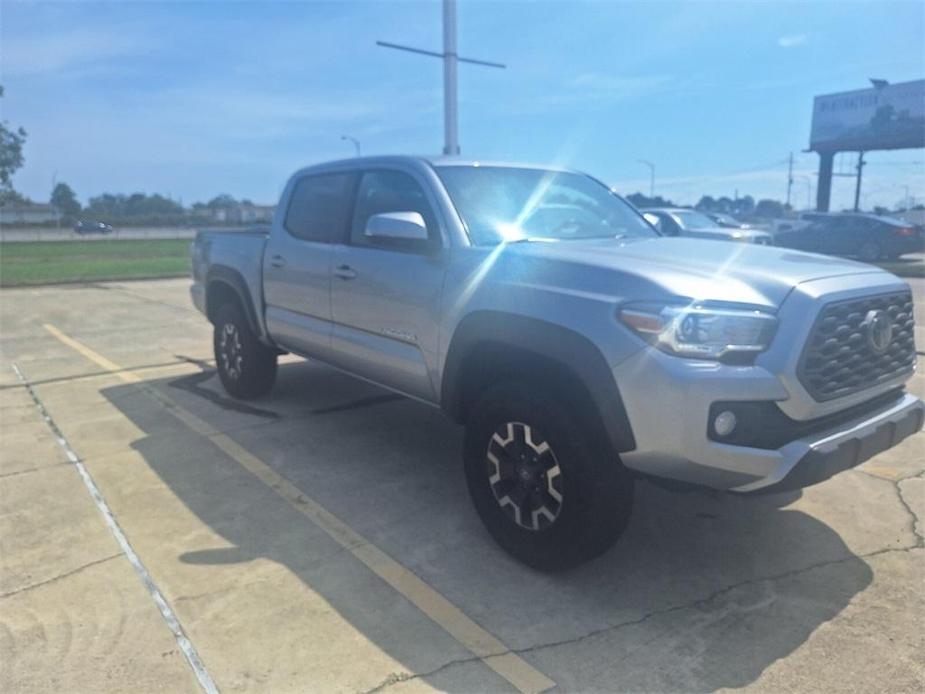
[714,410,737,437]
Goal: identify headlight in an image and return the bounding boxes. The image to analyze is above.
[619,303,777,359]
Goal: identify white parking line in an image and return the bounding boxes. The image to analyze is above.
[42,322,556,694]
[11,363,220,694]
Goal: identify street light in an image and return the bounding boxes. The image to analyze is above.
[637,160,655,198]
[340,135,361,157]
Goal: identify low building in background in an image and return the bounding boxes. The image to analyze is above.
[0,203,61,225]
[208,203,275,224]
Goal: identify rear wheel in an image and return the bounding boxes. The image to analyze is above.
[858,241,882,262]
[463,381,634,571]
[213,303,277,399]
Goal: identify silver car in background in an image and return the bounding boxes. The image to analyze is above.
[643,207,773,244]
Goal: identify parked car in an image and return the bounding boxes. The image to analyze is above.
[705,212,752,229]
[74,220,114,235]
[642,208,773,244]
[774,213,924,260]
[191,156,922,570]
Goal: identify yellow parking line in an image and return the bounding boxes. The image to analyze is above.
[43,323,555,694]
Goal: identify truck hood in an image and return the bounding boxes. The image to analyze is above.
[500,236,894,308]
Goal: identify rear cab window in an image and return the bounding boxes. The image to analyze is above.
[284,172,356,243]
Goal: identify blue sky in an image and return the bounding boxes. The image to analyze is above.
[2,0,923,210]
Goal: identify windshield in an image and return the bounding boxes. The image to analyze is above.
[436,166,657,245]
[672,210,718,229]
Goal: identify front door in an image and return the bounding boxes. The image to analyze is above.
[330,168,447,402]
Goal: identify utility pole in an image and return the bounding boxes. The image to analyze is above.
[853,151,865,212]
[637,160,655,198]
[786,152,793,208]
[377,0,505,155]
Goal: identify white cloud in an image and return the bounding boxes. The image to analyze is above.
[569,73,674,97]
[777,33,808,48]
[0,28,152,76]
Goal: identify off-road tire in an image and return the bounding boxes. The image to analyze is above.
[463,380,634,571]
[213,303,277,399]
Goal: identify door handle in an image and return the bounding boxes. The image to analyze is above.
[334,264,357,280]
[269,255,286,268]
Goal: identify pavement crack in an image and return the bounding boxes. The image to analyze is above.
[0,462,71,479]
[854,467,924,549]
[357,544,925,693]
[504,544,922,662]
[895,476,924,548]
[358,654,487,694]
[0,553,122,599]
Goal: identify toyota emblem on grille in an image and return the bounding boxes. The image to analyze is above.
[863,309,893,354]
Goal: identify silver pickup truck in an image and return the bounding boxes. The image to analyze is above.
[191,156,923,570]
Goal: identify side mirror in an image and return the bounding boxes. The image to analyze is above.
[365,211,428,242]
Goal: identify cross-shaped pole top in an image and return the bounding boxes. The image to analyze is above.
[377,0,505,155]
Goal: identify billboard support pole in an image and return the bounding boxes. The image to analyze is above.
[853,151,866,212]
[816,151,834,212]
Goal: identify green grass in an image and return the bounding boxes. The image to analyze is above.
[0,239,191,287]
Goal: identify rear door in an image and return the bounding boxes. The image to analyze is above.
[780,221,829,252]
[263,171,356,360]
[329,168,448,402]
[820,216,857,255]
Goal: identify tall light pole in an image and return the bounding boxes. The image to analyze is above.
[637,159,655,198]
[340,135,361,157]
[377,0,505,155]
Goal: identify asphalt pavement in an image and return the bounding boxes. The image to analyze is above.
[1,277,923,693]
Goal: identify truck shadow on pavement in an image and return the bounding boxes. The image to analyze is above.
[103,359,874,692]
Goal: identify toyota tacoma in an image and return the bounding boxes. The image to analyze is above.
[191,156,923,570]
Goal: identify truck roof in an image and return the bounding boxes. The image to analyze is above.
[300,154,580,174]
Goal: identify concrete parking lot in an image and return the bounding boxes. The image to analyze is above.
[2,277,923,693]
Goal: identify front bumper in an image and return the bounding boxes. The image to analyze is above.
[742,393,923,493]
[613,346,924,492]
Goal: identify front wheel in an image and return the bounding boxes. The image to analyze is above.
[463,381,634,571]
[213,303,277,399]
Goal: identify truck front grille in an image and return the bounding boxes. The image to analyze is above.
[798,291,916,401]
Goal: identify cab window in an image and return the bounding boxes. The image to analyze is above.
[350,170,439,250]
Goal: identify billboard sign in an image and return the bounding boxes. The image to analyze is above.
[810,79,925,152]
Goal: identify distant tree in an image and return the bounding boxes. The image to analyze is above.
[0,188,32,206]
[732,195,755,216]
[754,199,787,218]
[695,195,717,211]
[207,194,237,209]
[0,86,28,192]
[51,182,81,218]
[86,192,183,220]
[873,206,890,216]
[86,193,125,217]
[626,192,675,208]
